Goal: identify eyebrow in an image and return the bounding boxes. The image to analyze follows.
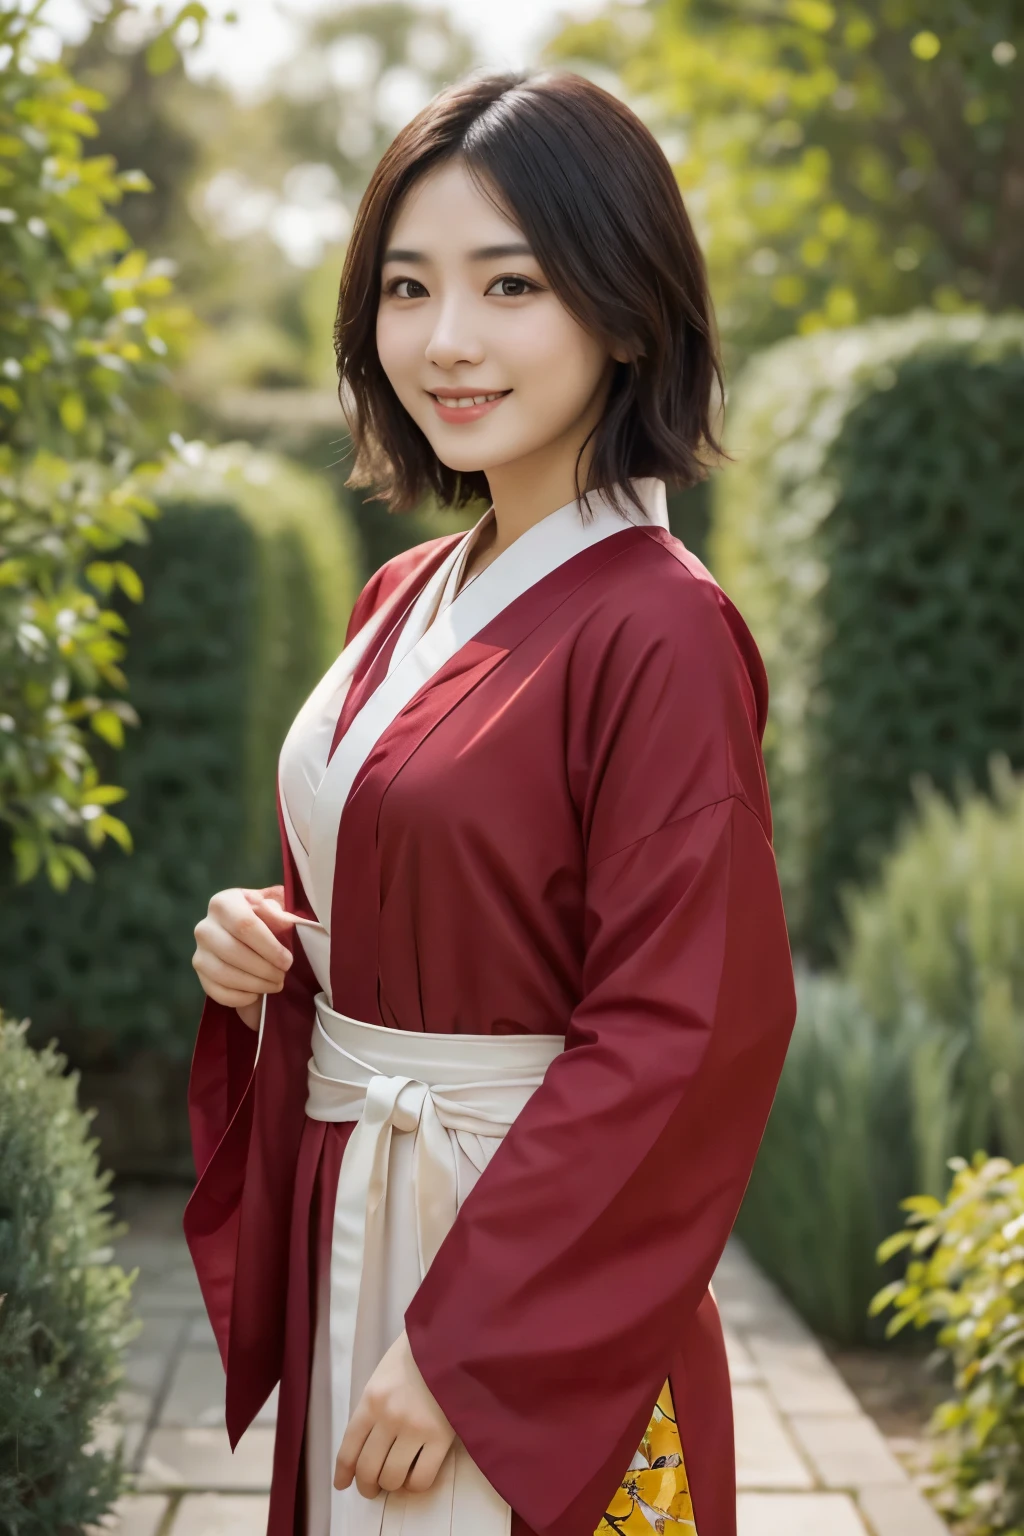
[381,242,535,263]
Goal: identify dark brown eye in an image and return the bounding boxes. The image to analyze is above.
[388,278,427,299]
[486,276,536,298]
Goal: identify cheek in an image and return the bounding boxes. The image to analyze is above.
[502,307,608,410]
[375,310,419,401]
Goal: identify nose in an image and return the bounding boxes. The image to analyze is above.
[423,291,485,371]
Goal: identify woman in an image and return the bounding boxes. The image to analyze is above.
[186,70,796,1536]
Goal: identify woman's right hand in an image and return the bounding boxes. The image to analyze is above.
[193,884,297,1032]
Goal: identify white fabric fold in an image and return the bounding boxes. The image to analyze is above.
[305,996,564,1536]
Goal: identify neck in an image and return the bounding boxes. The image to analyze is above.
[480,367,614,555]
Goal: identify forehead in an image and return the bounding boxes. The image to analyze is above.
[384,158,527,253]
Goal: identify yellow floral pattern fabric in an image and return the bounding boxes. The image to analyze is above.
[596,1379,696,1535]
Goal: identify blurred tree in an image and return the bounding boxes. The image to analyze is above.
[73,2,477,402]
[0,4,198,888]
[547,0,1023,361]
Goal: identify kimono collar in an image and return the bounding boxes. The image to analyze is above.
[304,476,670,933]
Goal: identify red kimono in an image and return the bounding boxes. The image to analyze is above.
[184,479,796,1536]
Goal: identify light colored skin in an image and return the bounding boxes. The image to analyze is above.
[191,152,627,1502]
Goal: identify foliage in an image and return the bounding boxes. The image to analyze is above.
[844,761,1024,1184]
[871,1154,1024,1535]
[0,4,196,890]
[73,2,477,403]
[0,443,360,1063]
[0,1012,136,1535]
[737,972,914,1342]
[547,0,1024,361]
[710,309,1024,959]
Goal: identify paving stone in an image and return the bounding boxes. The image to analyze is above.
[123,1349,176,1397]
[746,1334,863,1416]
[161,1351,228,1427]
[85,1494,170,1536]
[160,1352,278,1428]
[737,1492,869,1536]
[723,1326,761,1385]
[858,1484,950,1536]
[168,1494,270,1536]
[138,1428,276,1493]
[733,1386,814,1490]
[188,1314,220,1351]
[788,1413,908,1489]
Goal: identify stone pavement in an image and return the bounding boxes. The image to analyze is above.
[93,1185,948,1536]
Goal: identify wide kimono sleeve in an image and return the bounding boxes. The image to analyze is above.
[404,558,797,1536]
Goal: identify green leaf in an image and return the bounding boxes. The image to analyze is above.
[46,852,72,894]
[86,562,115,595]
[145,31,180,76]
[901,1195,944,1217]
[97,813,133,854]
[61,846,95,882]
[867,1280,903,1316]
[82,784,128,807]
[59,392,86,433]
[876,1229,915,1264]
[113,562,144,602]
[12,838,42,885]
[90,709,125,749]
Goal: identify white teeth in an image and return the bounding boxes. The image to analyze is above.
[439,393,504,407]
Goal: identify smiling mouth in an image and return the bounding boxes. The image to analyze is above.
[430,390,511,409]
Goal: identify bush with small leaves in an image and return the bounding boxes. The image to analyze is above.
[0,5,195,889]
[0,1012,137,1534]
[871,1154,1024,1535]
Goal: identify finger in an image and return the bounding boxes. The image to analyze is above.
[378,1433,425,1493]
[241,884,285,907]
[334,1403,372,1490]
[253,897,323,935]
[200,924,287,987]
[195,954,283,997]
[226,905,294,970]
[198,981,260,1009]
[404,1441,448,1494]
[353,1424,397,1500]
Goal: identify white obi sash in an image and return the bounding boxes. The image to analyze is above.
[304,996,564,1536]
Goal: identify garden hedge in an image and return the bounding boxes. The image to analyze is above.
[710,310,1024,959]
[0,444,361,1063]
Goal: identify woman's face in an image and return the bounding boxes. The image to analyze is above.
[376,157,619,481]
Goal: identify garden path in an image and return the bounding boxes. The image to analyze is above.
[92,1185,947,1536]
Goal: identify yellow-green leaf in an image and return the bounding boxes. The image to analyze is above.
[98,812,133,854]
[91,709,125,748]
[60,392,86,433]
[876,1229,915,1264]
[46,853,72,893]
[145,30,180,76]
[114,561,144,602]
[12,838,42,885]
[83,784,128,807]
[86,561,115,595]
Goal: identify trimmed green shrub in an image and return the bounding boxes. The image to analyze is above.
[0,1012,136,1534]
[844,760,1024,1183]
[871,1154,1024,1535]
[737,972,915,1344]
[0,443,361,1062]
[711,310,1024,959]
